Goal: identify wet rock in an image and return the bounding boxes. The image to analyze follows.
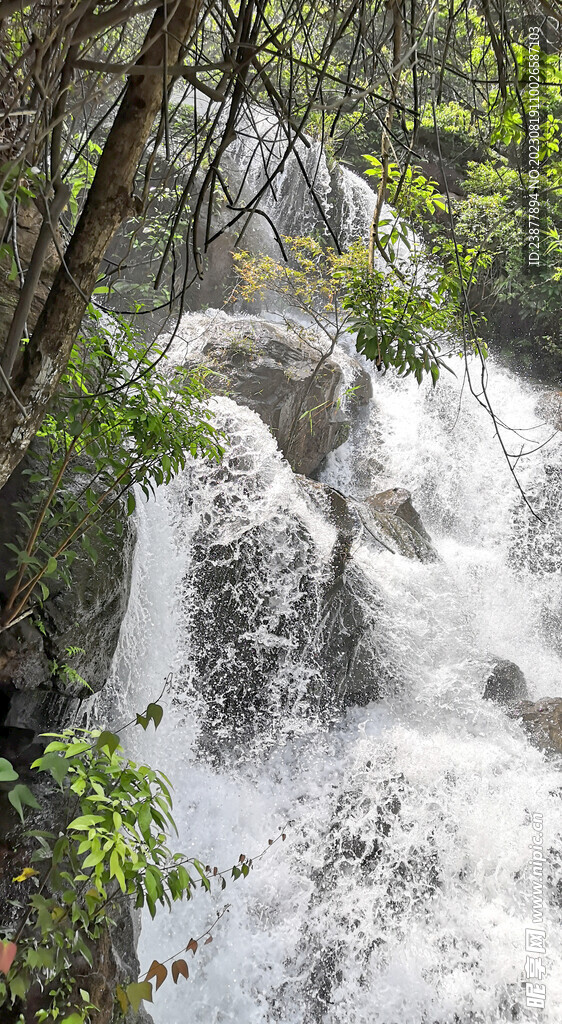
[299,480,438,706]
[317,560,387,707]
[283,772,441,1022]
[178,311,371,476]
[483,658,529,705]
[303,481,438,564]
[507,697,562,757]
[363,487,439,562]
[188,515,323,755]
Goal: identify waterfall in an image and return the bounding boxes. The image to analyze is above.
[100,99,562,1024]
[106,349,562,1023]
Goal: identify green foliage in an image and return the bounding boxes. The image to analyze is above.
[2,309,224,632]
[344,159,485,382]
[414,148,561,368]
[0,720,184,1021]
[233,215,478,387]
[406,100,476,146]
[232,236,345,343]
[0,758,40,823]
[335,242,460,385]
[0,698,285,1022]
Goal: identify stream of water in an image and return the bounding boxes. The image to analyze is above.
[106,344,562,1024]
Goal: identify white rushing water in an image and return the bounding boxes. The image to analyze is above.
[106,350,562,1024]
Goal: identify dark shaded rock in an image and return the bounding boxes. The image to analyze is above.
[507,697,562,757]
[180,313,369,476]
[483,658,529,705]
[299,479,383,706]
[317,560,387,707]
[0,458,136,725]
[301,480,438,706]
[188,513,323,755]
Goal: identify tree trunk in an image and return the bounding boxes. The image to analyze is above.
[0,0,200,489]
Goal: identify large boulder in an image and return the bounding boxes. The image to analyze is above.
[303,481,438,564]
[481,659,562,759]
[483,658,529,705]
[174,311,372,476]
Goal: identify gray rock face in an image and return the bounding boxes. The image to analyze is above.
[362,487,439,562]
[0,459,136,738]
[483,658,529,705]
[301,480,438,707]
[507,698,562,757]
[303,481,439,564]
[179,313,371,476]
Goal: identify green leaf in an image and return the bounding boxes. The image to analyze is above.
[8,784,40,822]
[146,702,163,729]
[95,730,121,756]
[82,848,106,869]
[110,849,126,892]
[0,758,18,783]
[8,971,27,1000]
[126,981,153,1012]
[26,947,55,970]
[67,814,105,830]
[33,752,69,787]
[138,801,152,838]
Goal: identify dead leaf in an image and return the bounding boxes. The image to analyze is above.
[172,959,189,983]
[145,959,167,991]
[0,941,17,975]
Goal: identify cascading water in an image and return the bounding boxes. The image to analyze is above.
[105,348,562,1023]
[101,111,562,1024]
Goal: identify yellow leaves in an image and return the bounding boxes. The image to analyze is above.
[116,985,128,1014]
[12,866,39,883]
[231,237,342,313]
[125,980,153,1013]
